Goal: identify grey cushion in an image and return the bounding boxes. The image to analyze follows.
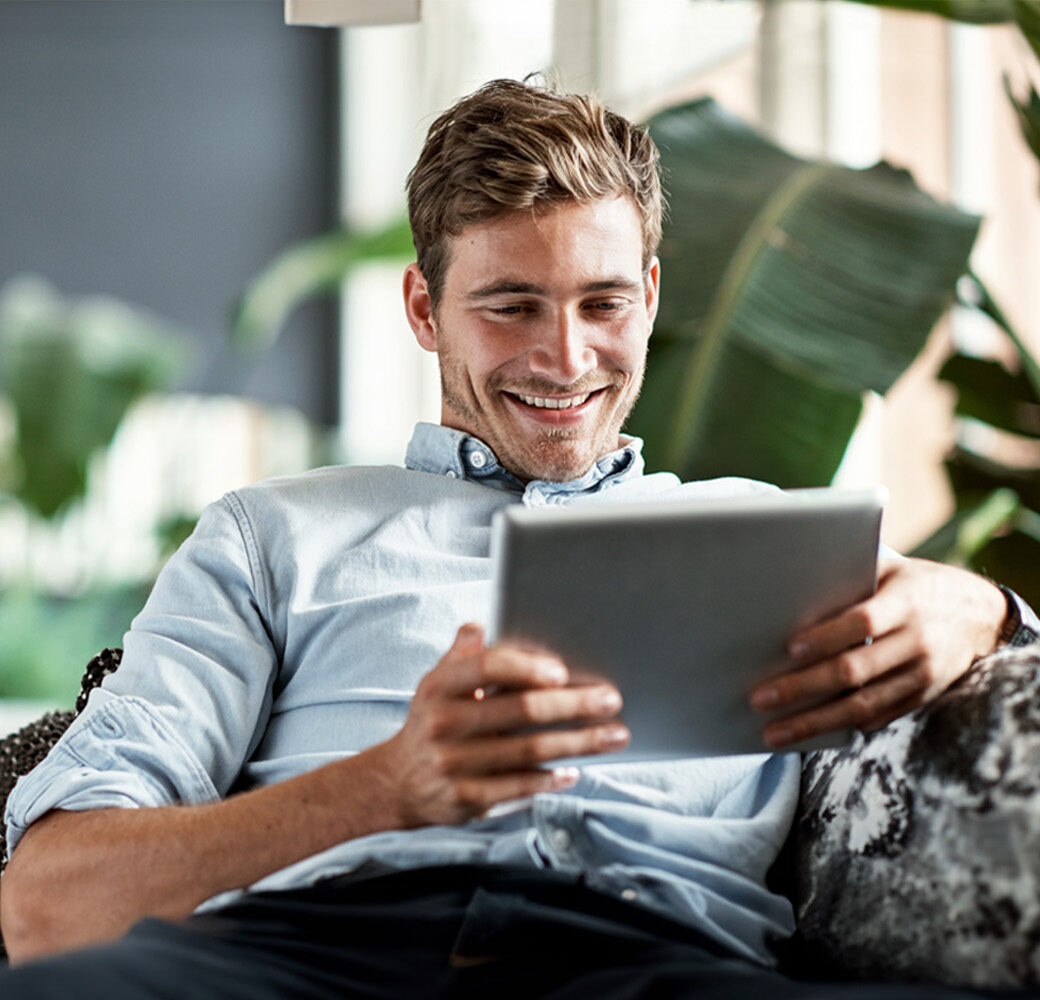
[790,644,1040,988]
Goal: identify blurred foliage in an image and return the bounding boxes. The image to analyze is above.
[156,513,203,565]
[0,276,187,518]
[232,217,415,349]
[846,0,1024,24]
[850,0,1040,192]
[0,277,189,700]
[911,276,1040,607]
[628,98,979,487]
[1005,73,1040,169]
[0,584,150,702]
[846,0,1040,597]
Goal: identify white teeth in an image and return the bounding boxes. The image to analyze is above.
[515,392,592,410]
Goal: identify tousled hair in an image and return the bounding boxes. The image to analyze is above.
[406,78,663,306]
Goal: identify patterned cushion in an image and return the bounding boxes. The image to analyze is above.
[789,644,1040,988]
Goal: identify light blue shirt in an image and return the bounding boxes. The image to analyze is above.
[5,422,801,966]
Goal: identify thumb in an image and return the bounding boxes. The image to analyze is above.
[452,623,485,654]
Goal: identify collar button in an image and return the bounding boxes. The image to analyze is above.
[469,450,488,469]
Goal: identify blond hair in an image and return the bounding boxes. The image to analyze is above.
[406,78,663,306]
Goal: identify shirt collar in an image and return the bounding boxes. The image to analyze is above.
[404,422,645,498]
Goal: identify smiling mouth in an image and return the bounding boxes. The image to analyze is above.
[504,388,606,411]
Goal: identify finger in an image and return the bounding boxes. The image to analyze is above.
[417,624,486,698]
[451,766,582,815]
[452,622,485,655]
[761,661,930,749]
[751,627,921,712]
[438,683,623,739]
[442,722,631,774]
[429,623,486,674]
[860,690,927,733]
[876,556,904,578]
[429,642,569,699]
[787,570,906,665]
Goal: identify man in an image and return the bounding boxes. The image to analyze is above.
[0,79,1034,998]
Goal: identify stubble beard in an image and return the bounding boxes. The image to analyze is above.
[437,351,643,483]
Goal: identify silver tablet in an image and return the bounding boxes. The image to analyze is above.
[489,487,885,759]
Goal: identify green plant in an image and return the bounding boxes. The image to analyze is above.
[848,0,1040,184]
[231,218,416,349]
[628,97,979,487]
[0,277,188,699]
[0,584,150,702]
[838,0,1040,603]
[0,276,187,518]
[911,275,1040,606]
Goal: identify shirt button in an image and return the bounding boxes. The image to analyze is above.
[469,450,488,469]
[445,470,457,479]
[550,828,571,853]
[621,888,639,902]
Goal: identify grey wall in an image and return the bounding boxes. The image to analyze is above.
[0,0,338,424]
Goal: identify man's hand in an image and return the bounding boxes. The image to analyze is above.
[748,557,1008,749]
[373,624,628,827]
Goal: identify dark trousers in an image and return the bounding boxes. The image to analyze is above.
[0,864,1021,999]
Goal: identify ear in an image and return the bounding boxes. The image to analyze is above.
[644,257,661,329]
[403,263,438,352]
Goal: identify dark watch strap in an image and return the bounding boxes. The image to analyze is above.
[997,583,1028,646]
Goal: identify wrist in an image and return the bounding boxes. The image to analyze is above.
[961,574,1007,660]
[354,738,413,832]
[976,578,1014,656]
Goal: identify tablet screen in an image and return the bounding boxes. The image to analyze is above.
[490,487,884,759]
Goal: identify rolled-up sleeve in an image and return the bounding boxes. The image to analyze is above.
[4,696,220,853]
[5,493,279,856]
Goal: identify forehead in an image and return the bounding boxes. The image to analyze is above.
[443,196,645,293]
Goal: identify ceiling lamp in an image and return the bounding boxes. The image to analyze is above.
[284,0,421,27]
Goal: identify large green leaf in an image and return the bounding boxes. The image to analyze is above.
[629,99,980,487]
[0,277,187,518]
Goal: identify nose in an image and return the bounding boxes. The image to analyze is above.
[527,308,596,384]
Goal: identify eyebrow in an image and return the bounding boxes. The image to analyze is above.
[465,277,643,300]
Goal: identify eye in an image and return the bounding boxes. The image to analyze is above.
[486,302,535,318]
[586,299,628,314]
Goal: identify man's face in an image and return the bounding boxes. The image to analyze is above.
[404,196,660,483]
